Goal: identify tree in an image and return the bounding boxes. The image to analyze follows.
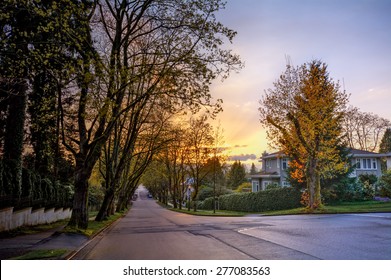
[259,60,349,209]
[0,0,85,200]
[379,128,391,171]
[226,161,246,189]
[186,115,214,211]
[379,128,391,153]
[61,0,241,229]
[343,106,390,152]
[250,163,258,175]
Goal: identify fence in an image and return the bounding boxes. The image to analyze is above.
[0,206,72,232]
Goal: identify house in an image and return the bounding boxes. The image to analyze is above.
[250,149,391,192]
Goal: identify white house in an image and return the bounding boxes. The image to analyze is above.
[250,148,391,192]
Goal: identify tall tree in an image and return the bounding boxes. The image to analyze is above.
[250,163,258,175]
[379,128,391,171]
[259,60,349,209]
[186,115,214,211]
[343,106,390,152]
[379,128,391,153]
[61,0,241,228]
[226,160,246,189]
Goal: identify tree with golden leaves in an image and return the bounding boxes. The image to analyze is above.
[259,60,349,209]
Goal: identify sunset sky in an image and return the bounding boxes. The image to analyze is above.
[211,0,391,168]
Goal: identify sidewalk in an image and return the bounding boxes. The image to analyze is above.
[0,225,88,260]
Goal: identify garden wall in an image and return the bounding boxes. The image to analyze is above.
[0,206,72,232]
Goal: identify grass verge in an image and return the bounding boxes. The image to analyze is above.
[164,200,391,216]
[263,200,391,216]
[62,211,127,237]
[4,210,127,260]
[169,207,247,216]
[10,249,68,260]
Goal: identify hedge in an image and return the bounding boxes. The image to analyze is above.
[0,162,74,209]
[198,187,301,212]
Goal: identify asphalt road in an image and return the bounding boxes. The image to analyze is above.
[72,186,391,260]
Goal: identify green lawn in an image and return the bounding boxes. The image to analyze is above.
[263,200,391,216]
[169,207,247,216]
[10,249,68,260]
[166,200,391,217]
[63,211,126,237]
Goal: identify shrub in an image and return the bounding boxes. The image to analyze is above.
[379,171,391,198]
[197,186,214,201]
[199,187,301,212]
[234,182,252,193]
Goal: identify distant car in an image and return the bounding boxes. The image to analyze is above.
[147,193,153,198]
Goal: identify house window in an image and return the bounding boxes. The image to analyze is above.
[263,181,271,189]
[355,158,377,170]
[282,180,290,187]
[282,158,288,170]
[266,159,271,169]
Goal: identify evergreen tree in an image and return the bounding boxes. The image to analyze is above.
[250,163,258,175]
[259,60,349,209]
[227,161,246,189]
[379,128,391,171]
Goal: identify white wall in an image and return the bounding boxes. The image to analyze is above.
[0,207,72,232]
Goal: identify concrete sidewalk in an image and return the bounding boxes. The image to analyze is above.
[0,225,88,260]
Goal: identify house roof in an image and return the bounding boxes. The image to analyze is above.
[260,148,386,160]
[347,148,386,158]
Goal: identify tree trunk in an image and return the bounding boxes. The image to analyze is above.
[68,166,90,229]
[95,187,115,221]
[306,159,322,210]
[3,80,27,201]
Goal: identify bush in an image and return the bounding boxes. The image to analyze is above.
[197,186,214,201]
[379,171,391,198]
[198,187,301,212]
[234,182,252,193]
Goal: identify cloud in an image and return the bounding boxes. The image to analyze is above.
[234,144,248,148]
[228,154,257,161]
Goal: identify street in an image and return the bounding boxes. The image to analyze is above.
[72,186,391,260]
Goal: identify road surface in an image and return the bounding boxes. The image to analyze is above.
[72,186,391,260]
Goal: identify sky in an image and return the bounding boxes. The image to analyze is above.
[210,0,391,168]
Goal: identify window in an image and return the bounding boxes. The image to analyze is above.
[263,181,271,190]
[266,159,271,169]
[356,159,361,169]
[355,158,377,170]
[282,158,288,170]
[282,180,290,187]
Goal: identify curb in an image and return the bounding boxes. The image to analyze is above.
[64,211,128,260]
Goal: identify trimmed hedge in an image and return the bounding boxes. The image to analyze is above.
[198,187,301,212]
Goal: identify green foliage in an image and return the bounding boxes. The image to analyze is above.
[358,174,378,185]
[379,128,391,153]
[199,187,301,212]
[250,163,258,175]
[260,60,349,209]
[234,182,252,192]
[196,186,213,201]
[379,170,391,197]
[265,183,281,190]
[226,161,247,189]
